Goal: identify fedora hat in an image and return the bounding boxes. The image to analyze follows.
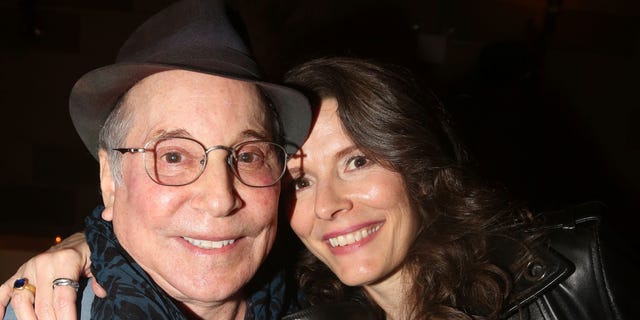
[69,0,311,158]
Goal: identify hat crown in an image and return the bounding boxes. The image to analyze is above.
[117,0,261,79]
[69,0,311,159]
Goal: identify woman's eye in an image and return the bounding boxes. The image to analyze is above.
[292,176,311,191]
[346,155,370,171]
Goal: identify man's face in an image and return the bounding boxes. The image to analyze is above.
[99,70,280,308]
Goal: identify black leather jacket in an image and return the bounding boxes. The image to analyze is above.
[502,202,638,320]
[283,202,639,320]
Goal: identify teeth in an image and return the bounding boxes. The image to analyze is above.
[327,224,382,248]
[183,236,235,249]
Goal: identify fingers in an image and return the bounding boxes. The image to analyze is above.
[32,251,83,320]
[10,257,55,320]
[2,232,89,320]
[90,279,107,298]
[9,250,85,320]
[50,278,81,320]
[8,276,37,320]
[0,278,13,317]
[34,232,88,320]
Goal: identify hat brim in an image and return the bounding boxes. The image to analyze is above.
[69,63,311,158]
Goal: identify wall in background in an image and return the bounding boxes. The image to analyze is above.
[0,0,637,251]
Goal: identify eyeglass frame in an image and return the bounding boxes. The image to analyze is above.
[113,136,290,188]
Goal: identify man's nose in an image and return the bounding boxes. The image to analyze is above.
[190,152,241,217]
[313,178,352,220]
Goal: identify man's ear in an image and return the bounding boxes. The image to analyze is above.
[99,149,116,221]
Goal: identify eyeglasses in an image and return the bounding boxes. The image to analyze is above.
[114,137,288,187]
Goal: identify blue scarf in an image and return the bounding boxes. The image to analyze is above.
[86,205,297,319]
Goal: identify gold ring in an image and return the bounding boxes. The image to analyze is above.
[13,278,36,296]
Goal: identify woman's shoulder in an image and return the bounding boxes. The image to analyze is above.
[503,202,639,320]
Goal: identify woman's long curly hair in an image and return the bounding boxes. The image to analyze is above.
[284,57,541,319]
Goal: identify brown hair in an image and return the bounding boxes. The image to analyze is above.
[284,57,539,319]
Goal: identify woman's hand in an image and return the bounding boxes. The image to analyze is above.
[0,232,105,319]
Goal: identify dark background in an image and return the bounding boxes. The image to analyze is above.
[0,0,638,252]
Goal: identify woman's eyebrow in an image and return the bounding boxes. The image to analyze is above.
[286,167,306,182]
[334,145,360,161]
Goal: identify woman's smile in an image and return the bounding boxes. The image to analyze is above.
[324,222,384,250]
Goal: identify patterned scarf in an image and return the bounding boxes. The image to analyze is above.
[86,206,186,319]
[85,205,297,319]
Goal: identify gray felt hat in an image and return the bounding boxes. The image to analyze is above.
[69,0,311,158]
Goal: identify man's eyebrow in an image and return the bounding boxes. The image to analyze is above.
[150,129,191,139]
[149,129,271,143]
[240,129,270,141]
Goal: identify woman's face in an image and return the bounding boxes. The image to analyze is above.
[287,98,420,286]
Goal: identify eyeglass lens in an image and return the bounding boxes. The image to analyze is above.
[144,137,286,187]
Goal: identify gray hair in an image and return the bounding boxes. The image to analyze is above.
[98,94,134,185]
[96,84,280,186]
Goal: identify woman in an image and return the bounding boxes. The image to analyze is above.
[282,57,539,319]
[2,57,633,320]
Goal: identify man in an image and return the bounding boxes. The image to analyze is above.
[2,0,311,319]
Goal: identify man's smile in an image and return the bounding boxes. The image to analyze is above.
[182,236,236,249]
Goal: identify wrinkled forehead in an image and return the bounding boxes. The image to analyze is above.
[120,70,273,142]
[122,70,267,113]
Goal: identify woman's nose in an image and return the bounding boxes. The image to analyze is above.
[313,178,352,220]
